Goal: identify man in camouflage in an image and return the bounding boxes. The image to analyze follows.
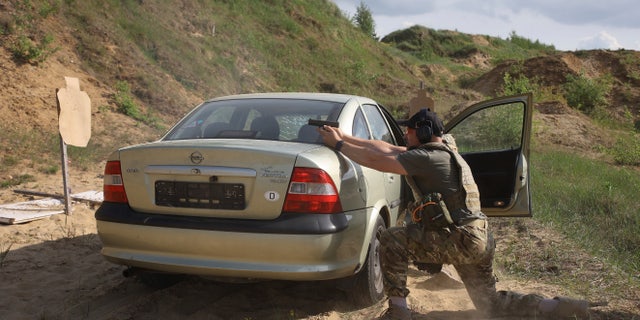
[318,108,591,319]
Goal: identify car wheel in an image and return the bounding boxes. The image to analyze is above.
[350,215,385,307]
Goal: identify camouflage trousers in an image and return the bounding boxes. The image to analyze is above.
[380,220,546,317]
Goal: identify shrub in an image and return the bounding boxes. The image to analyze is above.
[114,81,141,118]
[507,31,555,51]
[113,81,162,129]
[501,72,538,96]
[10,34,58,65]
[610,135,640,166]
[563,73,611,114]
[352,1,376,39]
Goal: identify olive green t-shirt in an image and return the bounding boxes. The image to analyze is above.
[397,146,460,198]
[397,143,486,222]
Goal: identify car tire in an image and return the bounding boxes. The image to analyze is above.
[350,215,385,307]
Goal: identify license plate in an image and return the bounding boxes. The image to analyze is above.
[155,181,245,210]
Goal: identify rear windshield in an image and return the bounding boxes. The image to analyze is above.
[163,98,343,142]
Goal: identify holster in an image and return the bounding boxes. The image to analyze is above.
[410,192,454,230]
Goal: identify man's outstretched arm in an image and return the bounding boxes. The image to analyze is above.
[317,126,407,175]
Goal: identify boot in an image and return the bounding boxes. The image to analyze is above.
[546,296,590,318]
[378,303,412,320]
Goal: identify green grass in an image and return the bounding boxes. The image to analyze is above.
[381,26,554,66]
[492,148,640,299]
[0,128,59,183]
[0,126,112,181]
[55,0,419,112]
[531,148,640,274]
[4,0,60,65]
[0,174,36,188]
[9,33,58,65]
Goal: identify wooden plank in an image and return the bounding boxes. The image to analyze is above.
[13,189,64,198]
[13,189,103,205]
[0,209,65,224]
[70,190,104,204]
[0,191,103,224]
[0,198,65,225]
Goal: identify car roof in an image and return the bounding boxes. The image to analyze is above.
[204,92,376,104]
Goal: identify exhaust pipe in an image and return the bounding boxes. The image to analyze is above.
[122,267,142,278]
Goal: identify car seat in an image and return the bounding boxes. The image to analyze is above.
[250,116,280,140]
[203,122,231,138]
[296,124,320,143]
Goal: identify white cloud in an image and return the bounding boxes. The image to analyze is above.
[500,0,640,29]
[577,31,623,50]
[332,0,640,50]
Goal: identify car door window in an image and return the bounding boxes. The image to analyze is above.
[362,104,394,144]
[448,102,524,152]
[352,108,370,139]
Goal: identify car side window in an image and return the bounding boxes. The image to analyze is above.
[448,102,524,152]
[352,108,370,139]
[362,104,394,144]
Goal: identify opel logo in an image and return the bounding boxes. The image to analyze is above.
[190,151,204,164]
[191,168,201,175]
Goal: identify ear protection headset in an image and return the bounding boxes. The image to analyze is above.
[415,120,434,144]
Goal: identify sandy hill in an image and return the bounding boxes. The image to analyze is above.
[1,2,639,175]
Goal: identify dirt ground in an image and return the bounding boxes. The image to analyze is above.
[1,172,638,319]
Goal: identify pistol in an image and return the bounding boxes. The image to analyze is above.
[308,119,340,128]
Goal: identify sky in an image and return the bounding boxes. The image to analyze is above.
[333,0,640,51]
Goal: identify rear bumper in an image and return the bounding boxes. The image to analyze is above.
[95,202,368,280]
[96,202,348,234]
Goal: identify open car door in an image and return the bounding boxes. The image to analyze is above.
[445,94,533,217]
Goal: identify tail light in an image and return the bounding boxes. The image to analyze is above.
[103,160,128,203]
[283,167,342,214]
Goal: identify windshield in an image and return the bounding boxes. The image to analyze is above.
[164,98,343,142]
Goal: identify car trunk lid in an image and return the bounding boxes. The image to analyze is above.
[117,139,321,220]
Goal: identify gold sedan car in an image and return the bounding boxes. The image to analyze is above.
[97,93,406,306]
[96,92,533,307]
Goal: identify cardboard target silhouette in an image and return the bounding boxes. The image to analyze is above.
[57,77,91,147]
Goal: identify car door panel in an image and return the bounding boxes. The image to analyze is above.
[445,94,533,217]
[462,149,520,208]
[361,104,403,216]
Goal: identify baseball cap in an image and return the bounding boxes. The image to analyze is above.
[398,108,444,136]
